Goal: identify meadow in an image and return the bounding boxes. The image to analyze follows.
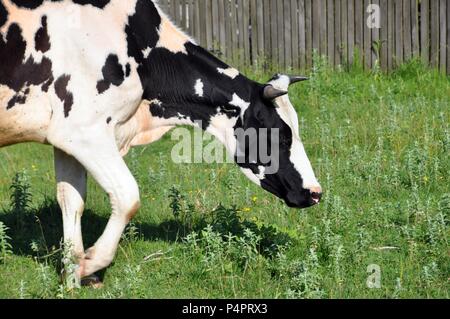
[0,59,448,299]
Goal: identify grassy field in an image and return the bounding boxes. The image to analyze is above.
[0,60,448,299]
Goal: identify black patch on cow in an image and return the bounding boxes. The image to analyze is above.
[144,43,253,129]
[9,0,108,10]
[97,54,128,94]
[35,16,51,52]
[41,75,54,92]
[7,94,26,109]
[125,0,161,76]
[106,116,112,124]
[6,87,30,109]
[54,75,73,117]
[0,1,7,27]
[9,0,45,9]
[0,23,54,102]
[125,63,131,77]
[73,0,110,9]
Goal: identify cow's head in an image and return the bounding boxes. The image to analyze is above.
[233,74,322,209]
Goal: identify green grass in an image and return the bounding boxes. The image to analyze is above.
[0,59,448,299]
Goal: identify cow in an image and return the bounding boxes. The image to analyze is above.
[0,0,322,285]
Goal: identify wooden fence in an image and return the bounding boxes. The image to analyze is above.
[157,0,450,74]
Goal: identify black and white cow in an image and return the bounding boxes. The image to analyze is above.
[0,0,322,283]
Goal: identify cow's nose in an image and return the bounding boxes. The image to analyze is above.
[309,186,323,205]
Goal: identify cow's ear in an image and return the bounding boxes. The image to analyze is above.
[262,85,288,101]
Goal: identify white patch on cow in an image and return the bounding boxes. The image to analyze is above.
[155,14,190,54]
[217,67,240,79]
[148,98,162,106]
[256,166,266,180]
[268,82,321,190]
[229,93,250,120]
[142,47,151,58]
[269,94,319,190]
[207,114,237,145]
[289,137,320,189]
[240,168,262,186]
[268,74,290,91]
[194,79,204,97]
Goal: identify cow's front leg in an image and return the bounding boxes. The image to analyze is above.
[54,133,141,280]
[54,148,87,280]
[55,148,95,287]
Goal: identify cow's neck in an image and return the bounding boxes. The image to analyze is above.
[127,5,260,148]
[142,43,257,145]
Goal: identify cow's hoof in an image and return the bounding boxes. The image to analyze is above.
[81,275,104,289]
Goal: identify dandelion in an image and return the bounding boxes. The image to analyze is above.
[251,196,258,203]
[242,207,252,213]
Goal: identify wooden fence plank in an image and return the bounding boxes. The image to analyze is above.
[224,0,231,59]
[181,0,187,30]
[211,0,219,51]
[380,0,388,70]
[305,0,313,68]
[263,0,271,59]
[403,0,412,61]
[448,0,450,75]
[388,0,395,69]
[206,0,213,50]
[256,0,264,58]
[271,0,279,64]
[319,0,327,56]
[421,0,430,65]
[312,0,320,56]
[237,0,244,64]
[395,0,403,66]
[372,0,380,66]
[218,0,226,55]
[243,0,250,63]
[175,0,179,18]
[284,0,292,68]
[194,0,201,42]
[335,0,341,66]
[170,0,176,20]
[355,0,363,65]
[291,0,299,69]
[430,0,439,68]
[440,0,447,73]
[277,0,285,68]
[187,0,194,35]
[411,0,419,58]
[348,0,355,65]
[327,0,335,65]
[341,0,348,65]
[364,0,372,68]
[231,0,239,63]
[299,0,307,69]
[250,0,257,62]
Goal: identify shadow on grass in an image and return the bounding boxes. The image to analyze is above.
[0,198,194,259]
[1,198,292,258]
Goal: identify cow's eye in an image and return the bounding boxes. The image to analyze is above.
[280,135,290,146]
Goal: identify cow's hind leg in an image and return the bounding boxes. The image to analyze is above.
[55,134,140,280]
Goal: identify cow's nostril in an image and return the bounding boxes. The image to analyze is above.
[311,192,322,204]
